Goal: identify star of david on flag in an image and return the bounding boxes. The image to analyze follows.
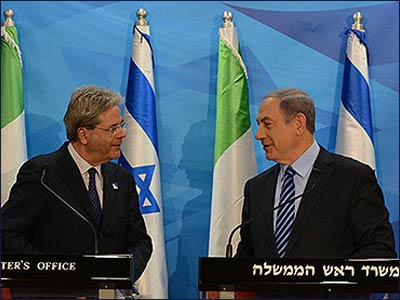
[119,155,160,214]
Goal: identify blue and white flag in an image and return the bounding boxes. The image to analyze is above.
[119,21,168,299]
[335,25,375,170]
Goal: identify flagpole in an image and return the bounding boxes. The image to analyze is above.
[1,9,27,206]
[209,11,257,257]
[119,8,168,298]
[335,12,375,170]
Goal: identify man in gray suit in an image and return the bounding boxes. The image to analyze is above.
[236,88,396,260]
[2,85,152,281]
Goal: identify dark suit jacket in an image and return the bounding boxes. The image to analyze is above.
[1,142,152,281]
[236,146,397,259]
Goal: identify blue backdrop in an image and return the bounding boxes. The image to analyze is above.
[1,1,398,298]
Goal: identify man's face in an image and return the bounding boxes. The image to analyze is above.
[255,98,298,164]
[85,106,126,165]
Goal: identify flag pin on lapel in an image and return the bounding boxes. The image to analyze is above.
[112,182,119,190]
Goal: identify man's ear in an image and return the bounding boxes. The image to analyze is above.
[294,112,307,135]
[77,127,89,145]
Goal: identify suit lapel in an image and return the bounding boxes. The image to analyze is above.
[100,164,119,233]
[260,166,279,257]
[285,147,333,256]
[54,144,98,227]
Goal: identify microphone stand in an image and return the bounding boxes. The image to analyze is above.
[225,168,321,258]
[40,165,99,255]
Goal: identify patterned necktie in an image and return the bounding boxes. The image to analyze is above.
[275,166,296,258]
[88,167,102,226]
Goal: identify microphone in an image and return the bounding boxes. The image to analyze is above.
[40,164,99,255]
[225,168,321,258]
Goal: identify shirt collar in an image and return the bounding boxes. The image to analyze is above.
[67,143,102,176]
[280,140,320,178]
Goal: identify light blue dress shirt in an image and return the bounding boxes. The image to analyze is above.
[273,141,320,232]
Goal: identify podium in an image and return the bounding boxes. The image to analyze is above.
[1,254,135,299]
[198,257,399,299]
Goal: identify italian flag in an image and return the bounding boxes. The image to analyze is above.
[1,20,27,206]
[208,21,257,257]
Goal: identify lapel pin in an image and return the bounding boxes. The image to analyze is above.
[112,182,119,190]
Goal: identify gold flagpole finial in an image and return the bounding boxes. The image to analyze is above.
[136,8,148,26]
[3,9,15,27]
[221,11,235,28]
[352,12,364,31]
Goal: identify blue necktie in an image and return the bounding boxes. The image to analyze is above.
[275,166,296,258]
[88,168,102,226]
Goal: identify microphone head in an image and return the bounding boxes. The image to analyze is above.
[41,164,49,173]
[225,244,233,258]
[40,164,50,182]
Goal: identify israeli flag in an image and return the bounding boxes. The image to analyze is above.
[119,22,168,299]
[336,26,375,170]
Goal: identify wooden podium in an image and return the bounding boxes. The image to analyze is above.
[1,254,136,299]
[198,257,399,299]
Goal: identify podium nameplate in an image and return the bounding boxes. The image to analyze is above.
[198,257,399,293]
[1,254,134,289]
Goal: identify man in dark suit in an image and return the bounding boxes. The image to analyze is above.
[236,88,397,259]
[1,85,152,281]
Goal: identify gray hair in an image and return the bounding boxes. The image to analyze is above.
[63,85,124,141]
[263,88,315,134]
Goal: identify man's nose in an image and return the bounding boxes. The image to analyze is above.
[255,127,263,140]
[117,128,127,138]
